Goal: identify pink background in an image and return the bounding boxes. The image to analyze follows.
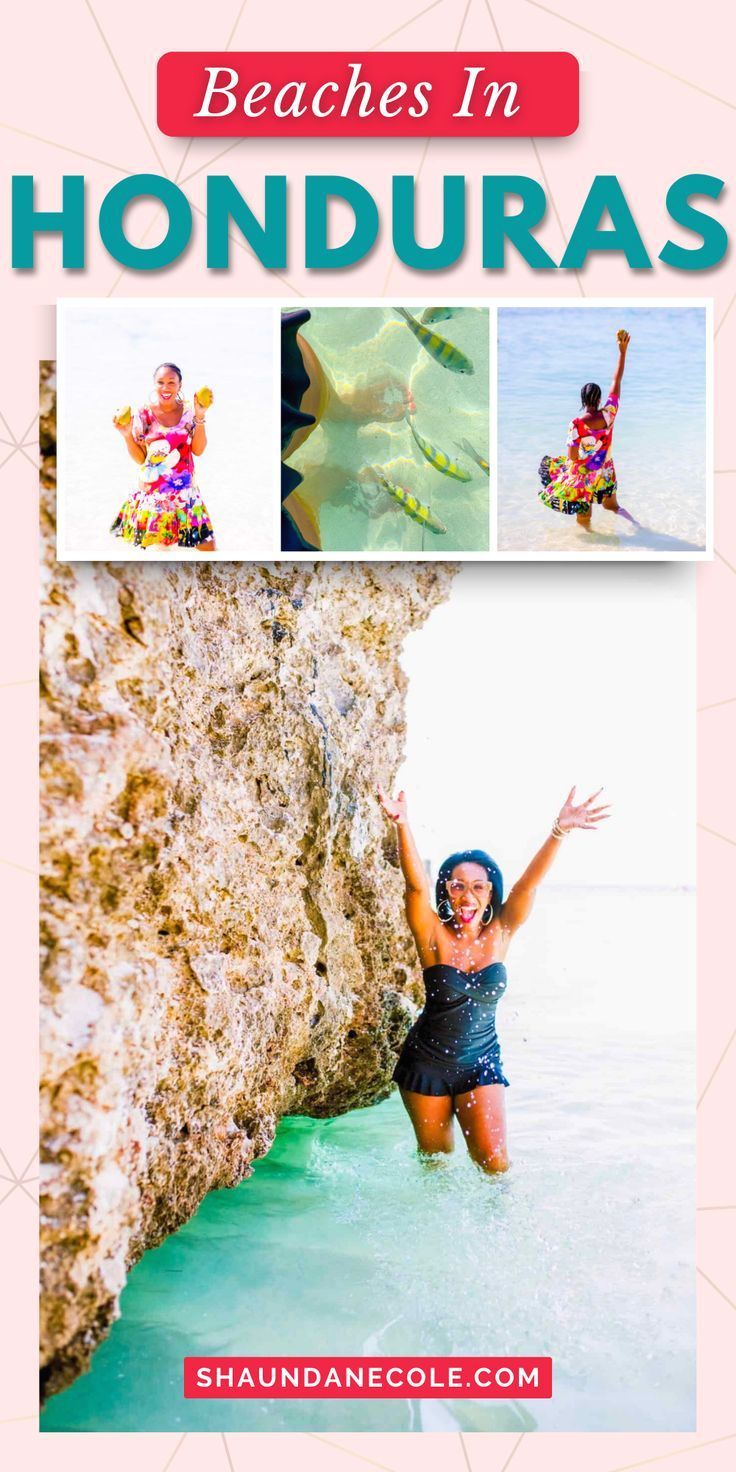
[2,0,735,1465]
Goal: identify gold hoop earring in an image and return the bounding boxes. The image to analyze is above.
[481,903,494,927]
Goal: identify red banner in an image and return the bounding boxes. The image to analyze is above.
[184,1356,553,1398]
[158,52,578,138]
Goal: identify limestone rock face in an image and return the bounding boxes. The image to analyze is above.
[39,365,454,1396]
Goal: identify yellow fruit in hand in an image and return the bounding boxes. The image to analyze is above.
[114,404,132,427]
[195,384,213,409]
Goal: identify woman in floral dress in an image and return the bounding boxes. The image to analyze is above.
[111,362,216,550]
[537,330,637,529]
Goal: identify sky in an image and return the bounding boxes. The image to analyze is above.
[398,561,695,889]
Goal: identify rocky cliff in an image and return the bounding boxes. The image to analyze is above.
[39,363,454,1396]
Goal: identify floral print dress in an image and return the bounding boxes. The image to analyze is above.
[110,402,214,548]
[538,393,620,515]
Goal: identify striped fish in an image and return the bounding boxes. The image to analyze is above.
[408,417,472,481]
[420,307,458,324]
[395,308,474,375]
[373,471,447,535]
[456,438,489,475]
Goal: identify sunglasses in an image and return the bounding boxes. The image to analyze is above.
[446,880,492,898]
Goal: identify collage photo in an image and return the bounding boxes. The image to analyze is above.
[55,297,711,562]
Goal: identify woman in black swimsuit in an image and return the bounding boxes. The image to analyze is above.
[377,784,610,1173]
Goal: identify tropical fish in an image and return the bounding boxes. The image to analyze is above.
[195,384,213,408]
[408,417,472,481]
[373,470,447,535]
[456,438,489,475]
[395,308,474,375]
[420,307,459,324]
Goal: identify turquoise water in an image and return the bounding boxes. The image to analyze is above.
[42,889,695,1435]
[497,306,707,552]
[286,307,489,552]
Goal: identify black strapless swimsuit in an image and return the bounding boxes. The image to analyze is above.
[393,963,509,1097]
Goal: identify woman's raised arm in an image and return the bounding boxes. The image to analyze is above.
[501,786,610,936]
[608,329,630,400]
[376,786,438,959]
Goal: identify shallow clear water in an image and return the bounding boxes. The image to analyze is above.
[497,306,707,553]
[42,889,694,1435]
[288,307,489,552]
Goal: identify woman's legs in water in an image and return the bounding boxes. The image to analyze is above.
[282,464,379,551]
[282,333,415,463]
[400,1084,509,1172]
[454,1085,509,1173]
[601,491,639,525]
[577,493,638,530]
[298,333,414,425]
[399,1088,454,1157]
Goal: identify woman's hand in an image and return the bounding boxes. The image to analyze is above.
[616,329,631,353]
[557,786,611,832]
[112,415,132,436]
[193,390,213,423]
[376,784,408,826]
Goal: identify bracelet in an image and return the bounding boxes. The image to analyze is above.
[194,416,207,426]
[551,819,568,840]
